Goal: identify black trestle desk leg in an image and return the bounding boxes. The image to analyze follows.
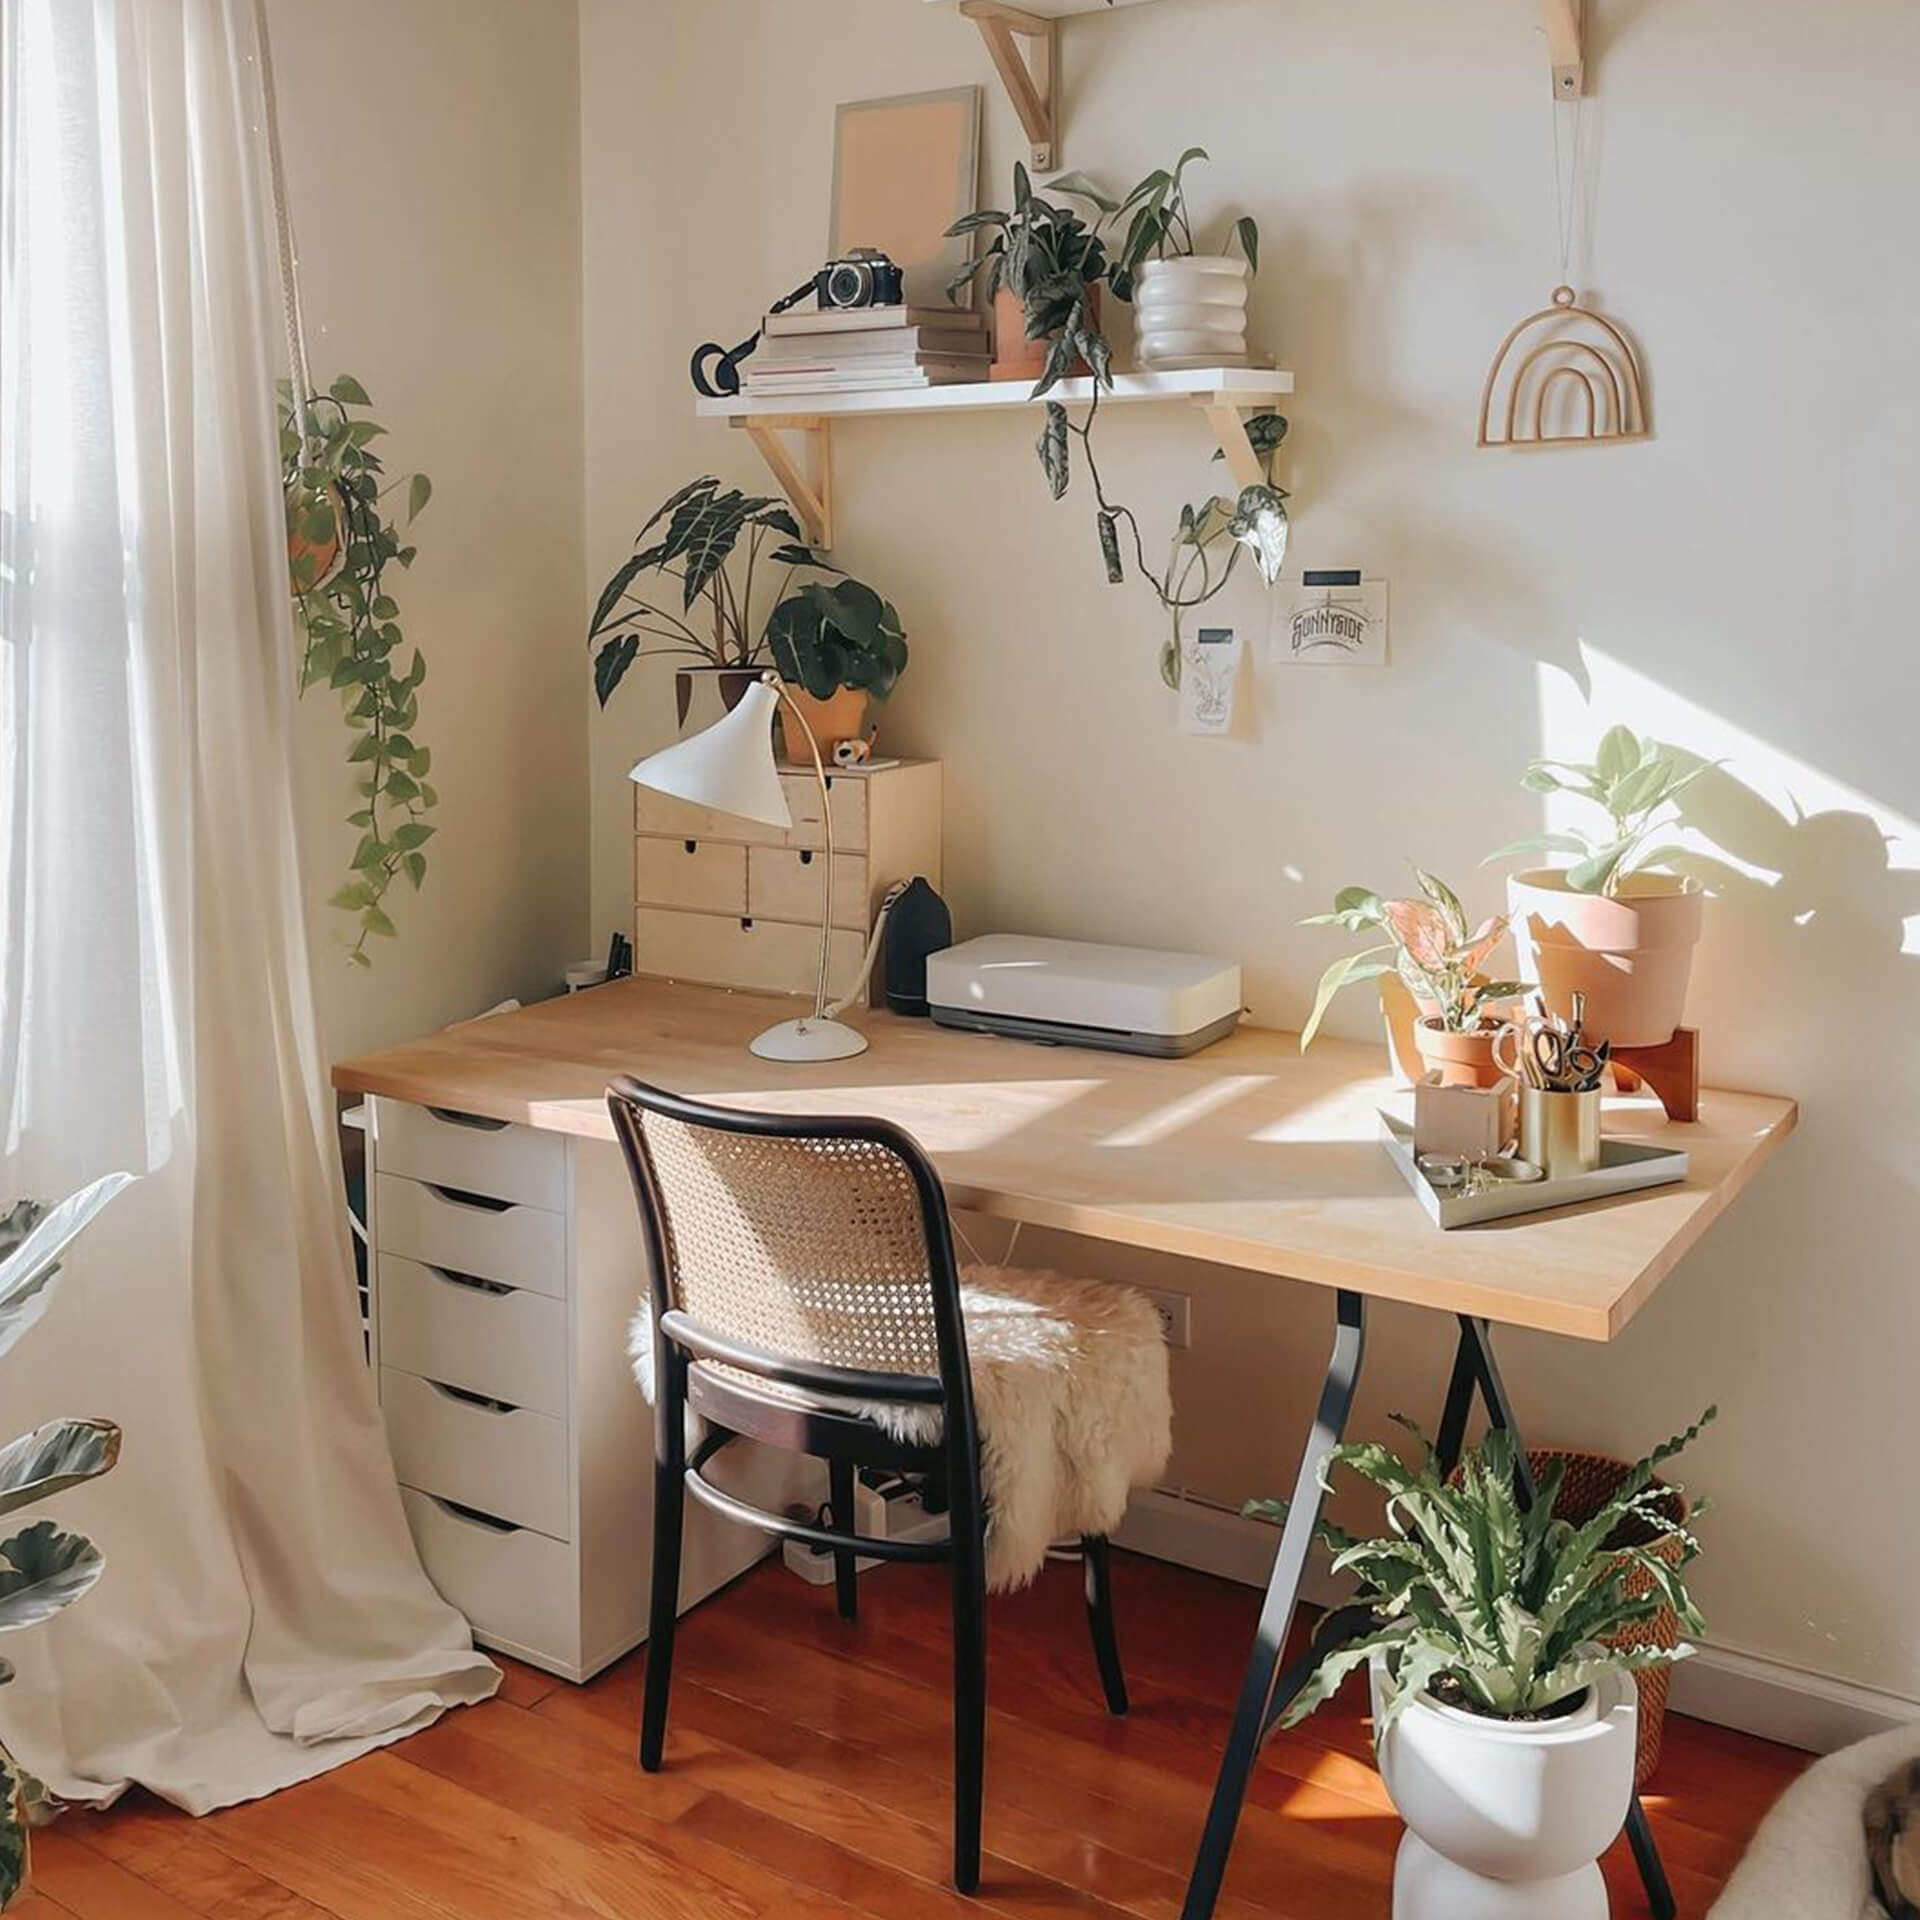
[1455,1317,1678,1920]
[1179,1289,1366,1920]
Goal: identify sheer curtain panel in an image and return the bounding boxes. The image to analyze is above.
[0,0,497,1813]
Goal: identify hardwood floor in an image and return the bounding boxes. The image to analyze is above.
[23,1552,1807,1919]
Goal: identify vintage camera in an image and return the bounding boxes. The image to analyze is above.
[815,247,905,310]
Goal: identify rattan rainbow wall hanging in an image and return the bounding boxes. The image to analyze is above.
[1476,284,1649,448]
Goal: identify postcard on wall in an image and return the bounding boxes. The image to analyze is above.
[1272,572,1389,666]
[1179,627,1243,735]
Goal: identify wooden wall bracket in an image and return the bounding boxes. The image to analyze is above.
[1193,393,1272,490]
[735,416,833,551]
[1539,0,1584,99]
[960,0,1059,170]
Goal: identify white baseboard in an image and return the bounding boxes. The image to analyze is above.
[1116,1487,1920,1757]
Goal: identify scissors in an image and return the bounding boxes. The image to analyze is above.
[1491,1019,1608,1091]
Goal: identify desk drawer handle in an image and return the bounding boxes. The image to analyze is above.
[427,1265,512,1298]
[425,1106,510,1133]
[423,1181,515,1214]
[428,1378,520,1416]
[425,1493,521,1535]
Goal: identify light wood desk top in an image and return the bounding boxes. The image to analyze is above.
[333,980,1796,1343]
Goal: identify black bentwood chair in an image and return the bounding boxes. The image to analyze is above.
[607,1076,1140,1893]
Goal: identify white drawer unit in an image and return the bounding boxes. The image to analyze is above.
[378,1256,568,1415]
[375,1100,567,1211]
[632,757,941,1004]
[374,1173,566,1299]
[365,1096,810,1681]
[382,1365,571,1539]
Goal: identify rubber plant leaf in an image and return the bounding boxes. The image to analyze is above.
[0,1521,104,1633]
[0,1173,133,1363]
[0,1420,121,1520]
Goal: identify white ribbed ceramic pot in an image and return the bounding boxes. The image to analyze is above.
[1133,256,1249,367]
[1370,1654,1638,1920]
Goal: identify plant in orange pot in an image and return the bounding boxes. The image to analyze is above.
[1488,727,1710,1049]
[1300,872,1529,1086]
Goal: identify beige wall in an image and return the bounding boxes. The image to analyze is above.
[580,0,1920,1709]
[274,0,589,1059]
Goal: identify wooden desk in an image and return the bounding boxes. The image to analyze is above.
[334,979,1795,1920]
[336,977,1794,1343]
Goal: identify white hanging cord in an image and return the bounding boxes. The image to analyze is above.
[252,0,313,442]
[1549,86,1586,291]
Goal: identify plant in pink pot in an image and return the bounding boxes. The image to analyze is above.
[1300,872,1528,1086]
[1490,727,1710,1049]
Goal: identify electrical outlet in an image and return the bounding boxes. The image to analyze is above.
[1137,1285,1191,1349]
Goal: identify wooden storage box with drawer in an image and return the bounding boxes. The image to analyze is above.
[364,1097,812,1681]
[633,758,940,1004]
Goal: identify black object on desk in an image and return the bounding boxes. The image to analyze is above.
[882,877,950,1018]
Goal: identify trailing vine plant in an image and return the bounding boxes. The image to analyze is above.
[1039,402,1290,688]
[280,376,434,965]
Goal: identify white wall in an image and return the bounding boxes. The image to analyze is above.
[579,0,1920,1707]
[273,0,589,1059]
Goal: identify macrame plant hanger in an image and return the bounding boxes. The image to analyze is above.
[1477,44,1649,449]
[254,0,344,587]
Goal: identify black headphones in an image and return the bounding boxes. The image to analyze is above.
[689,279,817,399]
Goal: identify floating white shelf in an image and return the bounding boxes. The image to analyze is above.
[698,366,1295,549]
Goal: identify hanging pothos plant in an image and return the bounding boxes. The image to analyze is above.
[1040,402,1290,688]
[280,376,434,965]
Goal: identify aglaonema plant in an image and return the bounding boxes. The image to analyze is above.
[281,376,435,966]
[0,1172,132,1910]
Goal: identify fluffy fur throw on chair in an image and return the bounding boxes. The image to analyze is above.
[629,1264,1172,1594]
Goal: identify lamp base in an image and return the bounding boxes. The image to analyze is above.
[749,1016,869,1063]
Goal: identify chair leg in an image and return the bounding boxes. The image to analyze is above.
[1081,1535,1129,1716]
[950,1465,988,1892]
[639,1350,687,1773]
[829,1457,859,1624]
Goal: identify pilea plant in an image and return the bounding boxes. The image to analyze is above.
[281,376,434,966]
[0,1172,131,1910]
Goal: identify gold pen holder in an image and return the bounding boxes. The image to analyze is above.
[1519,1084,1602,1180]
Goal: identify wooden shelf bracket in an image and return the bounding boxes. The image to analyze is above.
[1539,0,1584,99]
[960,1,1059,170]
[1193,394,1273,491]
[736,416,833,551]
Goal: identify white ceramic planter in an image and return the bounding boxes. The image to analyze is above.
[1506,869,1705,1049]
[1133,256,1249,368]
[1371,1654,1638,1920]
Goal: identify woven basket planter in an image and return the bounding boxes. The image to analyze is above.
[1531,1448,1688,1788]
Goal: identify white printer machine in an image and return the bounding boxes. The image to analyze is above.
[925,935,1243,1058]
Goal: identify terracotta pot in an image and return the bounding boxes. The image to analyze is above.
[779,683,870,764]
[673,664,762,731]
[1507,869,1705,1049]
[992,284,1103,383]
[286,483,346,592]
[1414,1019,1509,1090]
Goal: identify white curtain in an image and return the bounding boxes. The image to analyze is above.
[0,0,496,1812]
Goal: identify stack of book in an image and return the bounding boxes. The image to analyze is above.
[743,305,989,397]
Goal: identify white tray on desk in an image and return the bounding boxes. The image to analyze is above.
[1379,1112,1689,1229]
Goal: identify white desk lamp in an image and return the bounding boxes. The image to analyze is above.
[627,674,868,1062]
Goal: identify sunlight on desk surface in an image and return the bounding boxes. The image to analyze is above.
[334,978,1797,1344]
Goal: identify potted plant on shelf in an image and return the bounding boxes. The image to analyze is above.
[765,578,908,763]
[1056,146,1260,369]
[1252,1410,1712,1920]
[1487,726,1709,1048]
[590,476,906,753]
[281,375,436,967]
[945,162,1112,389]
[1300,872,1528,1087]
